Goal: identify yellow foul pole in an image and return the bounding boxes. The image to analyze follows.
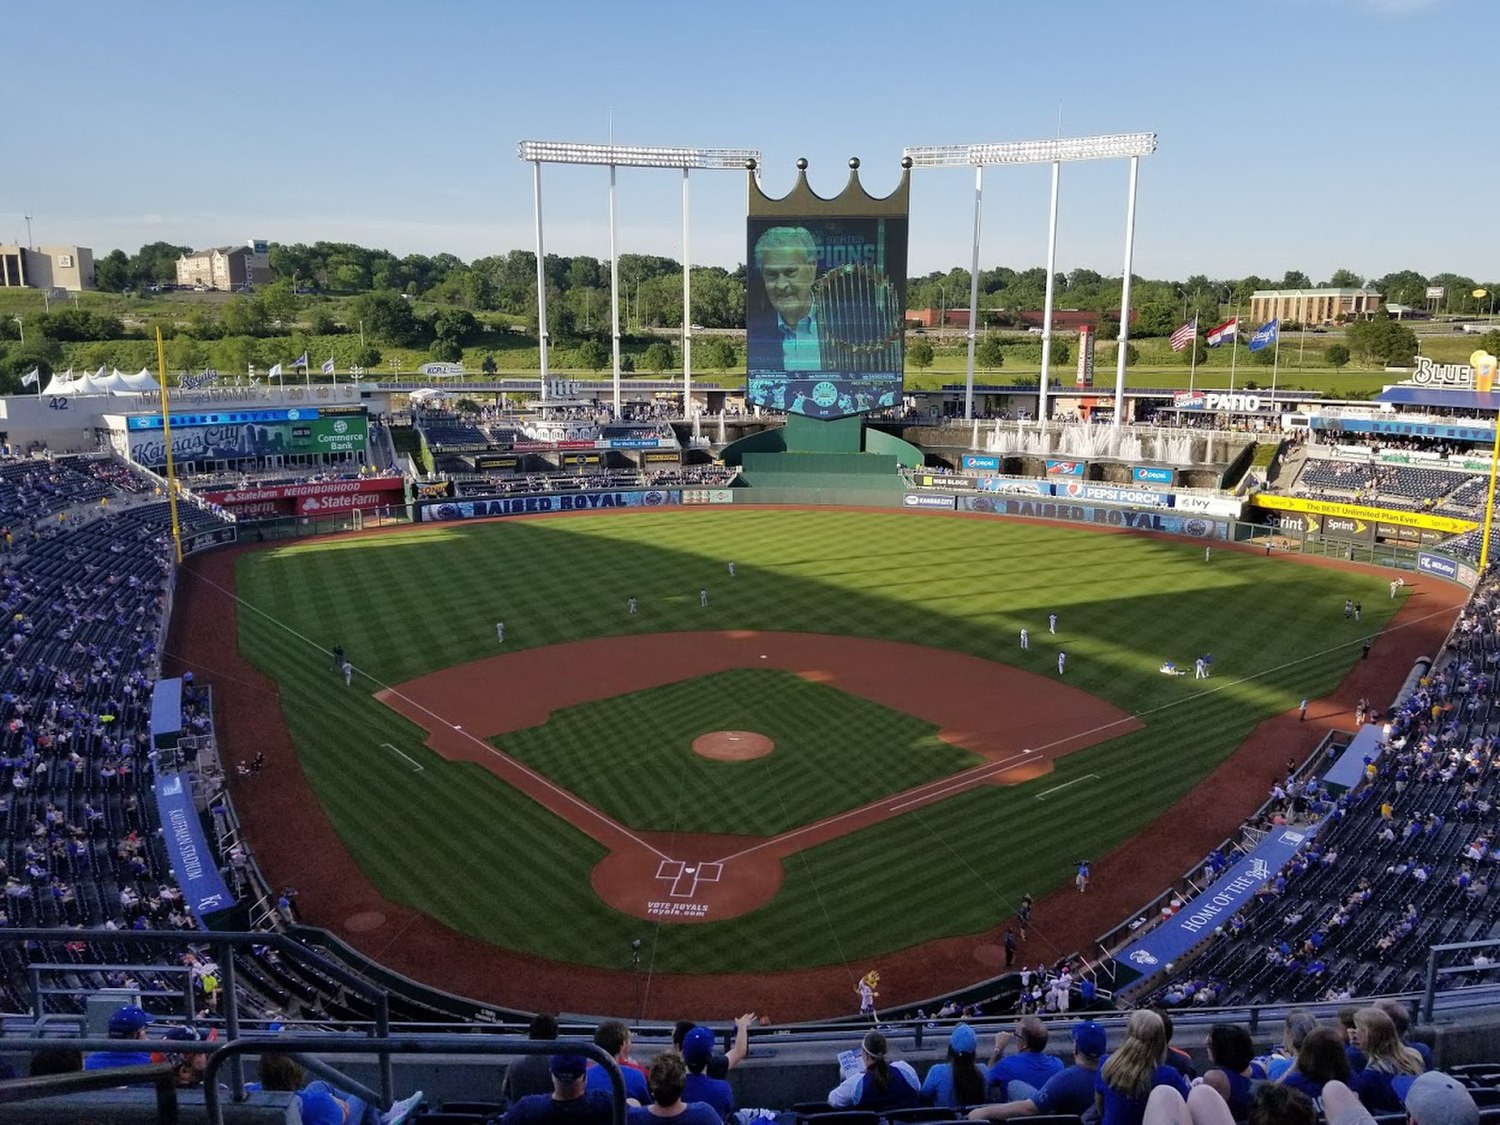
[1477,352,1500,573]
[155,328,183,564]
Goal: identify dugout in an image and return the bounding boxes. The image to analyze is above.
[149,676,183,753]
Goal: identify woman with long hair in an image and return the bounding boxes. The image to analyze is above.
[1278,1025,1353,1110]
[1351,1007,1423,1112]
[1200,1024,1263,1121]
[920,1023,987,1108]
[1095,1010,1190,1125]
[828,1029,921,1111]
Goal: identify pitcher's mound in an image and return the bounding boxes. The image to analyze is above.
[693,730,774,761]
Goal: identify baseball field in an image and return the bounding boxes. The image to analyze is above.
[177,506,1459,1019]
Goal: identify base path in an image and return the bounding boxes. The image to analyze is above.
[167,517,1467,1021]
[376,631,1139,922]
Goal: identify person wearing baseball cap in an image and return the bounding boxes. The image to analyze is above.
[155,1025,219,1088]
[970,1021,1105,1121]
[499,1052,612,1125]
[1321,1073,1479,1125]
[680,1026,734,1119]
[921,1023,986,1108]
[82,1005,153,1072]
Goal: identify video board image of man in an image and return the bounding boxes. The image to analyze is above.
[746,217,905,421]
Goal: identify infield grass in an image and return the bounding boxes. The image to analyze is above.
[234,509,1405,973]
[495,668,977,835]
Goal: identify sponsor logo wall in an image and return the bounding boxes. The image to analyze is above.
[1045,460,1085,476]
[181,525,237,556]
[1173,493,1245,518]
[961,454,1000,472]
[681,489,735,505]
[1250,494,1476,534]
[204,476,404,519]
[419,489,681,521]
[976,478,1053,497]
[902,493,956,510]
[1058,482,1172,508]
[959,495,1227,538]
[1417,553,1461,581]
[1132,466,1173,484]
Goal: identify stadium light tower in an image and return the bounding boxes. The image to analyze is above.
[903,132,1157,424]
[517,141,760,419]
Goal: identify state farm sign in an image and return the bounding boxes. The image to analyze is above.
[297,491,392,515]
[205,477,403,505]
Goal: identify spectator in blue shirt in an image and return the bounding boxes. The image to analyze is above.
[986,1016,1063,1102]
[921,1023,986,1108]
[970,1020,1106,1121]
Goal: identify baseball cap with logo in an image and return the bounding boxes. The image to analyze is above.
[949,1023,977,1054]
[107,1005,150,1036]
[682,1025,716,1067]
[1398,1072,1479,1125]
[1071,1020,1108,1059]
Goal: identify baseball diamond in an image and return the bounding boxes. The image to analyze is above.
[169,505,1463,1020]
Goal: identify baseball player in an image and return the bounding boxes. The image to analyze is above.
[1020,627,1029,651]
[1057,650,1067,675]
[1048,613,1058,635]
[495,621,505,644]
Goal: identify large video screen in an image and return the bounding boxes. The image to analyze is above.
[746,216,906,420]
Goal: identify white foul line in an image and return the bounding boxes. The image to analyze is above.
[1035,774,1100,800]
[380,743,425,772]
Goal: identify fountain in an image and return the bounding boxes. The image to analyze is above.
[971,417,980,449]
[717,412,726,444]
[692,412,702,443]
[1158,431,1195,465]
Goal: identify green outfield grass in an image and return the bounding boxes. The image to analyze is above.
[495,668,976,835]
[234,509,1401,973]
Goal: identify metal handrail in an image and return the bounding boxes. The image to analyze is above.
[202,1036,624,1125]
[0,1060,179,1122]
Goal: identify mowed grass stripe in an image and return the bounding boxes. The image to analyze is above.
[234,510,1400,972]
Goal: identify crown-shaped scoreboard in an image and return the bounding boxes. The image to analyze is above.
[745,158,912,421]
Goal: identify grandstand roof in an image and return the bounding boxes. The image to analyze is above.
[1376,386,1500,412]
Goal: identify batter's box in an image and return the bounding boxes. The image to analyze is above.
[655,860,723,898]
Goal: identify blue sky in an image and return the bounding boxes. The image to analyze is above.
[3,0,1492,281]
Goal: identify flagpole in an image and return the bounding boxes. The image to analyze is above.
[32,369,42,403]
[1228,305,1240,393]
[1298,320,1307,370]
[1188,318,1198,395]
[1270,324,1281,406]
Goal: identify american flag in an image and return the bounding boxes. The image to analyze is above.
[1169,319,1197,352]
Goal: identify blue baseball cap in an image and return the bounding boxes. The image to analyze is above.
[683,1025,715,1067]
[107,1005,150,1035]
[949,1023,977,1054]
[550,1053,588,1081]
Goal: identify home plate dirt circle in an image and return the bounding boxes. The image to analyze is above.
[692,730,775,761]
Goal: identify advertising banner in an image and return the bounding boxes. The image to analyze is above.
[155,774,235,922]
[474,455,520,470]
[1045,460,1085,477]
[746,213,907,420]
[181,525,237,556]
[605,438,665,449]
[1417,553,1461,580]
[205,477,401,506]
[1132,466,1173,484]
[1171,493,1244,518]
[129,413,368,467]
[1076,326,1095,388]
[961,455,1000,472]
[559,453,601,466]
[1250,493,1477,534]
[643,451,681,463]
[912,473,975,490]
[681,489,735,505]
[1055,482,1173,508]
[1114,825,1319,978]
[903,493,955,510]
[976,478,1053,497]
[408,480,454,501]
[959,495,1226,538]
[1319,514,1376,546]
[418,489,681,522]
[1173,391,1206,410]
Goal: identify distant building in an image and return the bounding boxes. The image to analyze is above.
[175,242,271,292]
[0,244,95,291]
[1249,288,1382,325]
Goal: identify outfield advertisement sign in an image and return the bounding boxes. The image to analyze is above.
[961,454,1000,472]
[1173,493,1244,518]
[958,495,1227,538]
[912,473,976,490]
[181,525,237,556]
[204,476,403,519]
[418,489,681,521]
[681,489,734,505]
[1250,493,1477,534]
[155,774,235,922]
[1417,553,1461,581]
[1132,466,1173,484]
[976,478,1052,497]
[1115,825,1320,978]
[1055,482,1172,508]
[903,493,955,510]
[129,410,369,467]
[1045,460,1085,476]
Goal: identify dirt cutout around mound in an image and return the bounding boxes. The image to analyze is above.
[169,510,1466,1021]
[692,731,775,762]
